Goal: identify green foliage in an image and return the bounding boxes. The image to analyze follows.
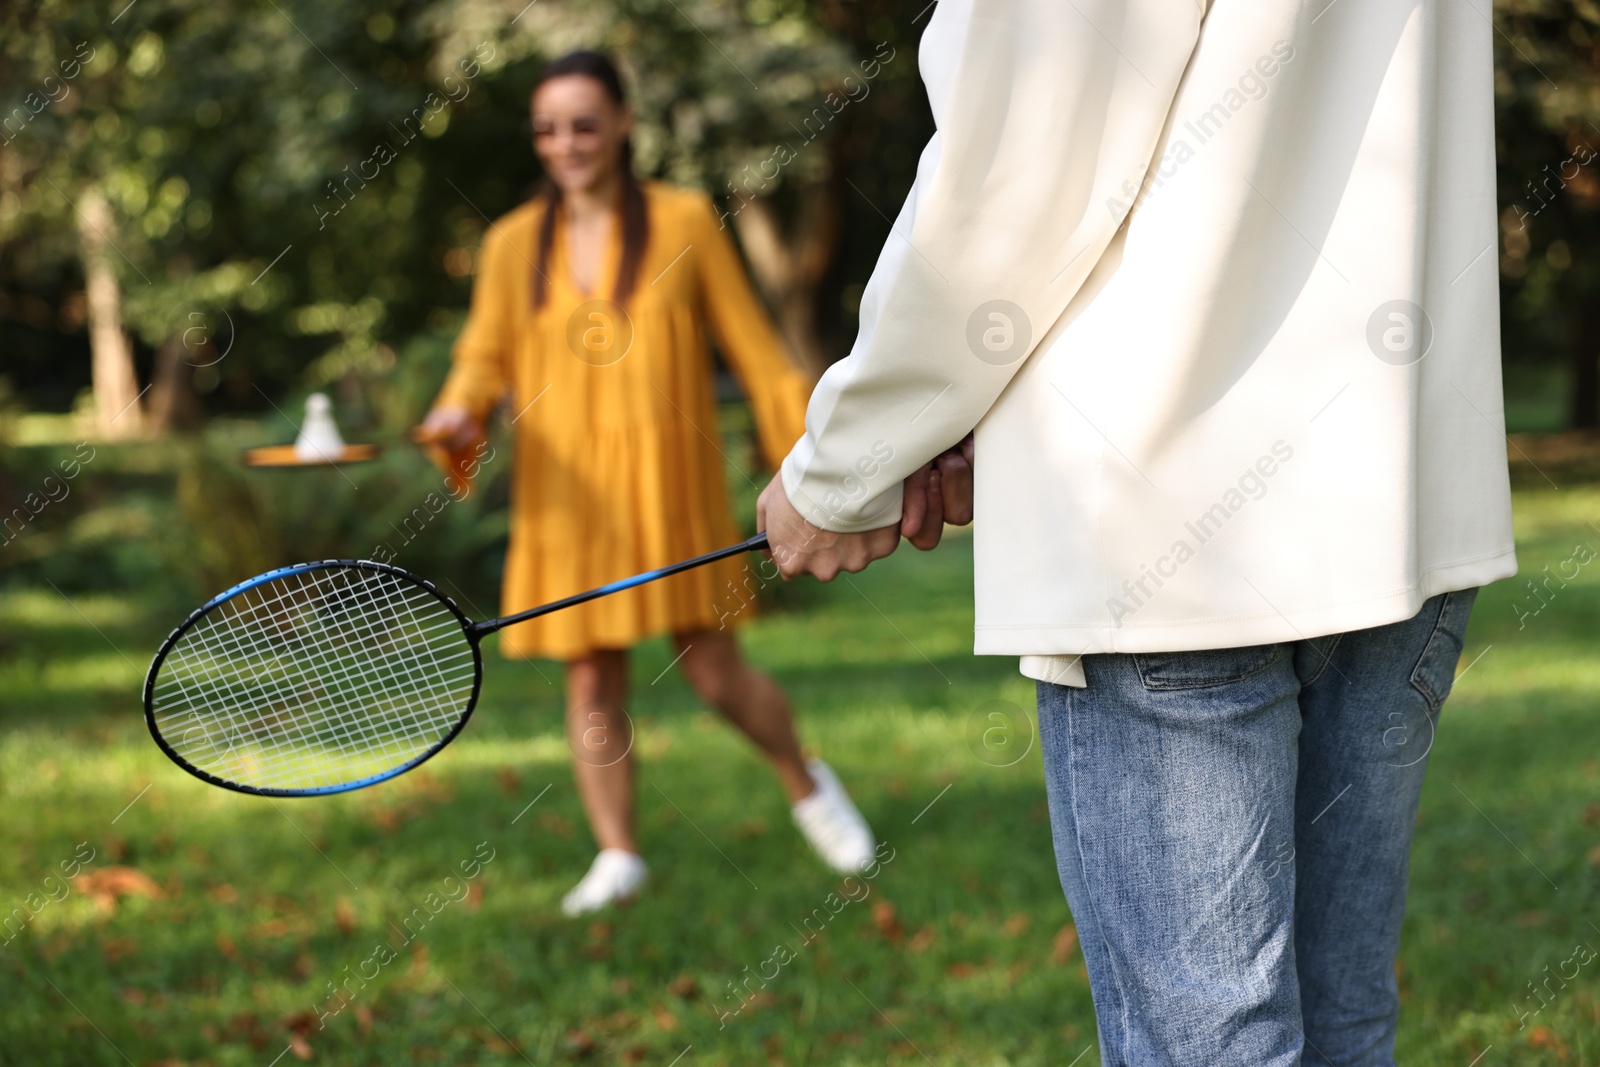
[1492,1,1600,423]
[1,0,932,413]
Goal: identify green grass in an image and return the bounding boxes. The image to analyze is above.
[2,484,1598,1066]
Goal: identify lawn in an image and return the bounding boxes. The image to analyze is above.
[1,460,1597,1065]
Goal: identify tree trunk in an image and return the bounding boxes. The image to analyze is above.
[1572,295,1600,429]
[730,180,843,379]
[147,336,203,433]
[77,185,145,439]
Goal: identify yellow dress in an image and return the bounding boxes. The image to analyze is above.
[435,181,813,660]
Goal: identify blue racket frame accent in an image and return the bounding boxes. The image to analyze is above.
[142,559,484,798]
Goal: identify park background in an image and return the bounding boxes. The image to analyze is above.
[2,1,1598,1063]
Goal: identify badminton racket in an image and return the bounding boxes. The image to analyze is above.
[143,534,769,797]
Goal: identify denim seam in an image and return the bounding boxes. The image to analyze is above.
[1299,632,1345,689]
[1133,646,1285,691]
[1407,591,1458,713]
[1065,681,1134,1065]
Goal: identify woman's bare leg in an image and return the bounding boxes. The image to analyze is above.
[671,629,815,803]
[564,649,638,853]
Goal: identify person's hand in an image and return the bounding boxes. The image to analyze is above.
[900,433,975,551]
[416,405,481,451]
[757,475,900,582]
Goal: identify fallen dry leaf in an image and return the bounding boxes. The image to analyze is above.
[476,1027,515,1053]
[102,936,137,964]
[405,769,454,803]
[72,866,163,914]
[593,1010,639,1035]
[280,1010,318,1037]
[1052,923,1079,965]
[538,811,575,838]
[1527,1025,1568,1058]
[740,991,778,1011]
[871,899,904,943]
[249,918,293,939]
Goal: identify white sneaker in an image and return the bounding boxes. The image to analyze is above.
[561,849,648,916]
[791,759,876,873]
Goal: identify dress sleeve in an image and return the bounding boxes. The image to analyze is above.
[778,0,1204,530]
[434,220,521,423]
[691,194,815,472]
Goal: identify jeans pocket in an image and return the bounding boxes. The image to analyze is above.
[1408,588,1479,713]
[1132,643,1287,690]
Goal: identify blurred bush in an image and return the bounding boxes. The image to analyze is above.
[0,331,511,613]
[0,331,816,625]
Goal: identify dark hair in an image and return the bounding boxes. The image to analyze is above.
[529,51,649,310]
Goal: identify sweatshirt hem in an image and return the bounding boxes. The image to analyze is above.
[974,546,1517,656]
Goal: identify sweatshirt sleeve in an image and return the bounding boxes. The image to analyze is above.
[779,0,1204,530]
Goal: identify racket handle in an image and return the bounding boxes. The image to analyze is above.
[471,531,771,637]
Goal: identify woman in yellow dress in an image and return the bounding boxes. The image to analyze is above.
[421,51,877,915]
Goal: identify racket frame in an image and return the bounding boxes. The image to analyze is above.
[143,532,771,797]
[142,559,484,798]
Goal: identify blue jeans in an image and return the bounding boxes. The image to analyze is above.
[1037,590,1477,1067]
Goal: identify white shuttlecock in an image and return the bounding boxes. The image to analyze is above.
[294,393,346,463]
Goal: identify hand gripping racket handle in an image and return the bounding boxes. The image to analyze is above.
[469,532,771,638]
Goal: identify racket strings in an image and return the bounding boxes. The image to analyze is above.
[158,572,410,783]
[149,566,477,792]
[162,572,469,789]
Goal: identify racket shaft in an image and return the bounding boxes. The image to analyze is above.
[471,532,770,637]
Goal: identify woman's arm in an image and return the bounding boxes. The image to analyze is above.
[424,221,522,445]
[690,195,814,472]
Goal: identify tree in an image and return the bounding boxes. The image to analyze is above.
[1,0,938,420]
[1493,0,1600,429]
[75,184,145,436]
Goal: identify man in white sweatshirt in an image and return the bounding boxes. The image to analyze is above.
[756,1,1516,1063]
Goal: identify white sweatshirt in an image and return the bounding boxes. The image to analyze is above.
[778,0,1518,685]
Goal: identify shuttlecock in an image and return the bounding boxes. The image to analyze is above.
[294,393,345,463]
